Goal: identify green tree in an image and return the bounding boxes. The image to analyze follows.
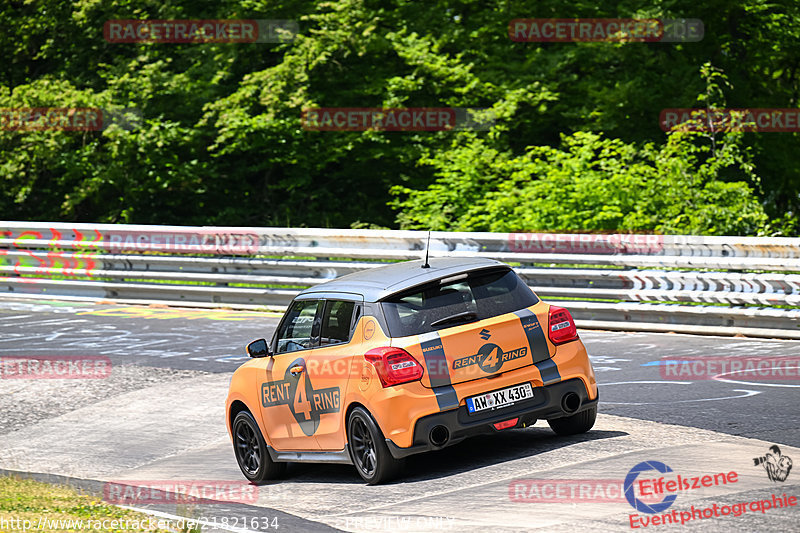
[0,0,797,233]
[392,128,768,235]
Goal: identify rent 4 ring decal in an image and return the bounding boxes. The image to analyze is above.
[452,342,528,373]
[261,357,341,436]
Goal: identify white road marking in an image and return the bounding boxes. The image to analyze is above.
[713,366,800,388]
[593,366,621,372]
[601,380,692,386]
[601,381,762,405]
[589,355,632,364]
[0,314,33,321]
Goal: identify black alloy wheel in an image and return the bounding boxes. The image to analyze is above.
[347,407,404,484]
[232,410,286,483]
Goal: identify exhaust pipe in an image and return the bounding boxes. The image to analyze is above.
[561,392,581,414]
[429,425,450,447]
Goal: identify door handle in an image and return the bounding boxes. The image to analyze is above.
[290,365,305,376]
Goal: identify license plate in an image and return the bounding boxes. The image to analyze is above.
[465,383,534,414]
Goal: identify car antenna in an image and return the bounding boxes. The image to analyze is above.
[422,231,431,268]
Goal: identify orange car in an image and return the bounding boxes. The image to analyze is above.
[226,257,598,484]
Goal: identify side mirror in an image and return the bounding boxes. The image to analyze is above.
[247,339,270,358]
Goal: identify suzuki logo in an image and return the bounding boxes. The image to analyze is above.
[479,328,491,340]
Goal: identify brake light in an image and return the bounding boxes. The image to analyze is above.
[364,347,424,387]
[548,306,578,345]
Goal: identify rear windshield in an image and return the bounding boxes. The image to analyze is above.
[380,268,539,337]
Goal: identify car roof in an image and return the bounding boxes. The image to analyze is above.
[297,257,508,302]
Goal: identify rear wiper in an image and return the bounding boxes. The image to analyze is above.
[430,311,478,328]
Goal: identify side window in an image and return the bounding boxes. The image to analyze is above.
[275,300,322,354]
[351,305,361,334]
[319,300,356,346]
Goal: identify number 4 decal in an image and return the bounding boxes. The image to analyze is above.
[261,357,342,436]
[293,373,312,420]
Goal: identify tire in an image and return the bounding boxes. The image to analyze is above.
[232,410,286,483]
[547,405,597,436]
[347,407,404,485]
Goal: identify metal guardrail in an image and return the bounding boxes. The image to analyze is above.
[1,222,799,338]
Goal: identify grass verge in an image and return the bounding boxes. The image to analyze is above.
[0,476,193,532]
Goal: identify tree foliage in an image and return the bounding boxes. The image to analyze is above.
[392,129,768,235]
[1,0,798,235]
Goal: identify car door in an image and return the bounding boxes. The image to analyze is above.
[301,297,362,450]
[260,298,323,451]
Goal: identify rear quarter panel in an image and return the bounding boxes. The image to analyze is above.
[341,314,441,446]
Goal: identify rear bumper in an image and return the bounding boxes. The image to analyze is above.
[385,378,597,459]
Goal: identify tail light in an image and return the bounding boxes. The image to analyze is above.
[364,347,424,387]
[548,306,578,345]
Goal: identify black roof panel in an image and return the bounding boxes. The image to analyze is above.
[297,257,507,302]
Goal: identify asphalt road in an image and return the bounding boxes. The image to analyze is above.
[0,299,280,372]
[1,298,797,446]
[1,298,798,532]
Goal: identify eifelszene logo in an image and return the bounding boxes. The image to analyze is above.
[625,461,678,513]
[624,460,740,515]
